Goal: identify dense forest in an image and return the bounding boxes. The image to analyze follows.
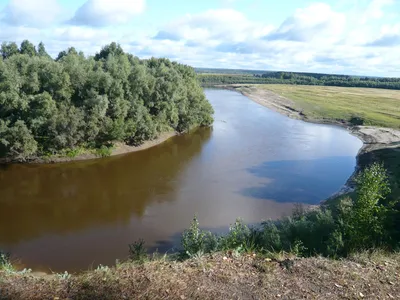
[195,67,267,76]
[198,70,400,90]
[0,41,214,161]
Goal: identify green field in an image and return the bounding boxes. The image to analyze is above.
[260,85,400,128]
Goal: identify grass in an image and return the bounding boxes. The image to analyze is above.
[94,145,114,158]
[260,84,400,128]
[1,251,399,299]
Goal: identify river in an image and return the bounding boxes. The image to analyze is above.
[0,89,363,272]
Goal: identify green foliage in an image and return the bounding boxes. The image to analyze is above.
[95,145,113,157]
[181,216,218,258]
[0,120,38,161]
[180,164,399,259]
[198,70,400,90]
[128,239,148,263]
[0,41,214,161]
[19,40,37,57]
[0,251,13,272]
[341,163,392,251]
[219,218,256,252]
[37,42,50,58]
[1,42,19,59]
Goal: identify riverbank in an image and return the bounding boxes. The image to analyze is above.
[0,131,178,164]
[220,84,400,152]
[219,84,400,199]
[1,251,399,299]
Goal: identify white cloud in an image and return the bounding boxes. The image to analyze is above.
[52,26,111,42]
[0,25,41,41]
[362,0,394,23]
[265,3,346,43]
[0,0,399,76]
[365,23,400,47]
[69,0,146,27]
[1,0,61,27]
[154,9,273,45]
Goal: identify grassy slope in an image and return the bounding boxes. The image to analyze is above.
[1,252,399,300]
[260,85,400,128]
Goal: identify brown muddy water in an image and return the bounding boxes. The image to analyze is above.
[0,89,363,272]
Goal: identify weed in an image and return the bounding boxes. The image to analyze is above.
[95,145,113,157]
[56,271,71,280]
[95,264,110,272]
[0,252,14,273]
[129,239,148,263]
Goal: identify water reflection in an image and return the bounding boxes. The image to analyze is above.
[0,89,362,272]
[240,156,356,204]
[0,128,212,245]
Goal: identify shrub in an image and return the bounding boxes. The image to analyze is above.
[341,163,392,251]
[95,145,113,157]
[178,164,398,260]
[0,251,14,272]
[181,216,218,257]
[128,239,148,263]
[219,218,256,252]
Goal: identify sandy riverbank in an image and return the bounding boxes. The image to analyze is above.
[219,84,400,199]
[220,84,400,153]
[0,131,178,164]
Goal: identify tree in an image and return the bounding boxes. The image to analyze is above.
[2,120,38,160]
[0,41,214,160]
[37,42,50,58]
[95,42,124,61]
[342,163,391,251]
[20,40,37,57]
[56,50,68,61]
[1,42,19,59]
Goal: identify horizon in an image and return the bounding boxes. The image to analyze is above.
[1,0,400,77]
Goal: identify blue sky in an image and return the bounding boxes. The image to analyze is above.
[0,0,399,76]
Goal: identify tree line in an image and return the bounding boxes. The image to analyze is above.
[198,71,400,90]
[0,41,214,161]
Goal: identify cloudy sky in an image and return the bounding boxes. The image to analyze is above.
[0,0,399,76]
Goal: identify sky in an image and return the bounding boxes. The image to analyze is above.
[0,0,399,76]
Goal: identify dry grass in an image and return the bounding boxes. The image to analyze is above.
[259,85,400,128]
[1,252,399,300]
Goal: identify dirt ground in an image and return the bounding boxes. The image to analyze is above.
[1,252,399,300]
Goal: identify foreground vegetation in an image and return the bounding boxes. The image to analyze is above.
[240,84,400,129]
[198,69,400,90]
[1,252,399,299]
[1,164,399,299]
[0,41,213,161]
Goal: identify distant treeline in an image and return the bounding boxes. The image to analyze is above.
[197,71,400,90]
[195,67,267,76]
[0,41,214,161]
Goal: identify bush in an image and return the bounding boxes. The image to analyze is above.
[128,239,147,263]
[95,145,113,158]
[219,218,257,252]
[180,164,398,259]
[0,251,13,272]
[181,216,218,257]
[341,163,392,252]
